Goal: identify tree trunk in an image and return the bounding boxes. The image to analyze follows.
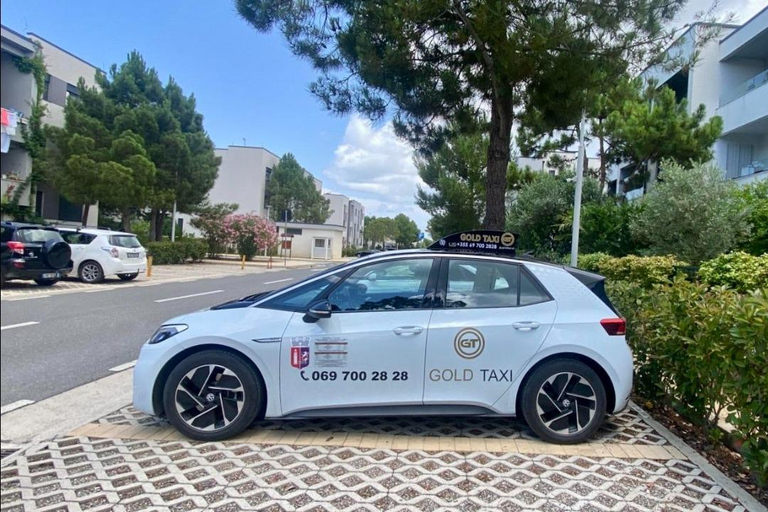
[154,211,165,241]
[149,209,158,241]
[483,94,514,230]
[81,203,90,227]
[120,207,131,232]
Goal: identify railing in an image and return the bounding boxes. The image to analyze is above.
[720,69,768,106]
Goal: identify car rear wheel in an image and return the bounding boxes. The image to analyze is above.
[520,359,607,444]
[79,261,104,283]
[163,350,265,441]
[34,279,58,286]
[118,273,138,281]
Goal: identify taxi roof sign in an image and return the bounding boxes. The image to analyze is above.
[428,230,519,257]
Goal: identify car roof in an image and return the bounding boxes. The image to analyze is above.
[0,221,56,229]
[57,227,136,236]
[354,247,565,271]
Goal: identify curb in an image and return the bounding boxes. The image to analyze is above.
[630,401,766,512]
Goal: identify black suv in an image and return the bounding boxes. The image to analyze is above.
[1,222,73,287]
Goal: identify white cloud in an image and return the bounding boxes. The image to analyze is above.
[676,0,765,24]
[321,115,430,231]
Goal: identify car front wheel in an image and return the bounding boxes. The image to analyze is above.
[520,359,607,444]
[163,350,265,441]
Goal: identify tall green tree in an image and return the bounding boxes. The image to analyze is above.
[416,131,487,238]
[364,216,399,247]
[237,0,685,229]
[267,153,331,223]
[393,213,419,247]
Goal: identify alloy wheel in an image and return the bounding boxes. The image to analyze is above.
[81,263,101,282]
[535,372,596,435]
[174,364,245,432]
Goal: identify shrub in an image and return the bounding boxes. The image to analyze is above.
[699,251,768,292]
[223,213,278,260]
[342,246,360,257]
[190,202,239,257]
[146,238,208,265]
[587,254,687,287]
[735,180,768,256]
[630,160,749,264]
[607,279,768,485]
[577,252,612,272]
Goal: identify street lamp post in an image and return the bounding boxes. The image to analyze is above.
[570,114,586,268]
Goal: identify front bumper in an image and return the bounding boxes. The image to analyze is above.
[133,341,166,416]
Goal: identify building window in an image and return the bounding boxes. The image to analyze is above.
[726,143,755,179]
[286,227,303,236]
[66,83,80,101]
[43,74,51,101]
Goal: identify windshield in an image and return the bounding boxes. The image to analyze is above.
[109,235,142,248]
[16,228,63,244]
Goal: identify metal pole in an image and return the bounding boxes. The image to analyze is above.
[570,113,586,268]
[170,200,177,242]
[284,210,288,267]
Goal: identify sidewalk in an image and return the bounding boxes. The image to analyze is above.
[2,387,764,512]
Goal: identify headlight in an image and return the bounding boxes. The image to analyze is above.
[148,324,188,344]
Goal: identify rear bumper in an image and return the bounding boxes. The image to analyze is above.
[2,260,73,281]
[102,257,147,276]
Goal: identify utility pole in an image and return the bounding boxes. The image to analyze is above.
[570,114,586,267]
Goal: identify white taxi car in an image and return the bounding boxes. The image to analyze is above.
[133,231,632,444]
[58,228,147,283]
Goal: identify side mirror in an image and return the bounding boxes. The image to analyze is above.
[303,300,332,323]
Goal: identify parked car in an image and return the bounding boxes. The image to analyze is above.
[133,230,632,444]
[355,249,379,257]
[1,222,73,287]
[57,228,147,283]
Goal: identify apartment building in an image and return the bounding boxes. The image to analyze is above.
[608,8,768,196]
[0,25,100,223]
[1,26,38,213]
[323,192,365,248]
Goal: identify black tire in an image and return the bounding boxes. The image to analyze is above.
[78,260,104,283]
[118,273,138,281]
[163,350,265,441]
[34,278,58,286]
[520,359,607,444]
[42,239,71,269]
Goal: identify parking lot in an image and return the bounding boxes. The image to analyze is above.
[1,402,756,511]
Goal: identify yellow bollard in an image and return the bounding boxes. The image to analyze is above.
[147,255,153,278]
[241,254,246,270]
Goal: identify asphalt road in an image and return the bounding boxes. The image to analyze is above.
[0,266,325,406]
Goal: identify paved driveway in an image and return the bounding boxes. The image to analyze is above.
[1,404,760,511]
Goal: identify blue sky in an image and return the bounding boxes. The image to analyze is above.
[2,0,762,232]
[1,0,430,228]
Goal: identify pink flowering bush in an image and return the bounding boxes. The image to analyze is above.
[223,213,278,260]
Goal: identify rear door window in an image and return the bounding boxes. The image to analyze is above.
[109,235,141,248]
[61,232,96,245]
[445,259,551,308]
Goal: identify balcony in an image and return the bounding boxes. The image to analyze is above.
[720,69,768,106]
[729,158,768,185]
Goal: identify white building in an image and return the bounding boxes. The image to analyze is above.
[609,8,768,196]
[323,192,365,248]
[1,26,100,224]
[516,151,600,177]
[276,222,344,260]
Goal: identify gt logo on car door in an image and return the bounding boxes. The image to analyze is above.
[454,328,485,359]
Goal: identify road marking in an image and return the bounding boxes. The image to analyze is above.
[0,321,40,331]
[109,360,137,372]
[264,278,293,285]
[154,290,224,303]
[1,400,35,415]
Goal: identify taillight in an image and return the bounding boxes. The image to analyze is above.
[102,246,120,258]
[601,318,626,336]
[7,241,24,255]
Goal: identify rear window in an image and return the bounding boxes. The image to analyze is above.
[109,235,141,248]
[15,228,63,243]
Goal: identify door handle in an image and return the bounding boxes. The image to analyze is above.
[393,326,424,336]
[513,321,540,331]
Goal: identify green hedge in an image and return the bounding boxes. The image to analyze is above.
[146,239,208,265]
[699,251,768,292]
[608,278,768,485]
[579,253,688,287]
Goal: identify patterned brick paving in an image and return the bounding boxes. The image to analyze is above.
[0,437,746,511]
[97,405,668,446]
